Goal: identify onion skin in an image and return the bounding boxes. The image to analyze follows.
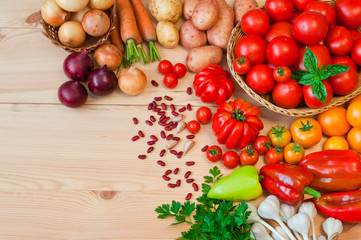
[56,0,89,12]
[58,21,86,47]
[87,65,118,96]
[94,44,122,70]
[63,49,94,81]
[69,6,91,23]
[89,0,114,10]
[118,67,147,96]
[58,80,88,108]
[82,9,110,37]
[41,0,70,27]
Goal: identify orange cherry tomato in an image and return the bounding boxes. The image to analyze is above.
[347,101,361,128]
[317,107,351,136]
[347,127,361,153]
[350,93,361,105]
[283,142,305,164]
[268,124,292,147]
[324,136,349,150]
[290,118,322,148]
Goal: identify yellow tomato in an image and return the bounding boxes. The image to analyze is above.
[347,101,361,128]
[324,136,349,150]
[347,128,361,153]
[268,124,292,147]
[290,118,322,148]
[317,107,351,136]
[350,94,361,105]
[283,142,305,164]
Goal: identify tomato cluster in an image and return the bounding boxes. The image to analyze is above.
[158,60,187,89]
[234,0,361,109]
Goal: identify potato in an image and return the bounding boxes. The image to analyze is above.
[234,0,258,24]
[180,20,207,49]
[149,0,182,23]
[186,45,223,72]
[207,0,234,50]
[183,0,199,20]
[191,0,219,30]
[156,21,179,49]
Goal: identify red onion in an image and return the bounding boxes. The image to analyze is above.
[58,80,88,108]
[63,49,94,81]
[87,65,117,96]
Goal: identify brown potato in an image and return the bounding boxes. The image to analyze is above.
[186,45,223,72]
[183,0,199,20]
[149,0,182,23]
[180,20,207,49]
[207,0,234,51]
[234,0,258,24]
[156,21,179,49]
[191,0,219,30]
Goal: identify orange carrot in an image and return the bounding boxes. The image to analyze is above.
[110,9,124,53]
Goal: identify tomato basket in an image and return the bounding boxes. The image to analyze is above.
[40,7,115,53]
[226,0,361,117]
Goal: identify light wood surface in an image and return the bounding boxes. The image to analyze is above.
[0,0,360,239]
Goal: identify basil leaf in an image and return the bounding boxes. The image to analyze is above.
[312,81,328,104]
[291,70,308,81]
[327,64,350,76]
[304,46,319,73]
[320,64,326,72]
[319,70,331,80]
[298,73,316,86]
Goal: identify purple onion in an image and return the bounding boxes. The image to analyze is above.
[63,49,94,81]
[58,80,88,108]
[87,65,118,96]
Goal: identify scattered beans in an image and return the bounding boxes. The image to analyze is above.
[168,183,176,188]
[166,134,173,141]
[152,101,157,108]
[176,179,181,187]
[185,193,192,200]
[161,103,167,110]
[164,95,173,101]
[131,136,140,141]
[186,134,195,139]
[150,135,158,142]
[171,111,179,116]
[186,87,192,95]
[160,149,166,157]
[201,145,209,152]
[138,155,146,159]
[160,131,166,139]
[165,127,172,131]
[147,147,154,153]
[192,183,199,192]
[147,141,155,145]
[187,104,192,111]
[170,104,175,111]
[186,161,195,166]
[150,115,156,122]
[178,107,186,112]
[152,108,161,112]
[174,168,179,175]
[132,117,138,125]
[157,111,165,116]
[163,117,170,122]
[162,175,170,181]
[145,120,153,126]
[172,136,180,141]
[170,150,177,155]
[147,103,153,110]
[138,131,145,138]
[164,169,172,175]
[159,122,167,126]
[177,151,183,159]
[157,160,166,166]
[166,121,173,127]
[171,122,178,129]
[151,80,159,87]
[184,171,191,179]
[186,179,194,183]
[154,97,162,101]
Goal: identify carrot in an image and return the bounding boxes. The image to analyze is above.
[130,0,161,62]
[110,5,124,53]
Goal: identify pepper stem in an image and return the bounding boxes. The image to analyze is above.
[232,109,246,122]
[303,187,321,198]
[148,41,161,62]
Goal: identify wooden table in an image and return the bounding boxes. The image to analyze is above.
[0,0,359,239]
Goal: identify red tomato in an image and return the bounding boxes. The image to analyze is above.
[332,55,358,70]
[235,34,267,65]
[349,30,361,42]
[265,0,294,22]
[304,1,335,26]
[158,60,173,74]
[222,151,240,169]
[273,66,291,83]
[173,63,187,78]
[265,147,284,164]
[196,106,212,124]
[293,11,329,45]
[266,61,277,69]
[303,80,333,108]
[325,26,354,56]
[234,56,251,75]
[289,11,301,24]
[292,0,317,11]
[266,36,299,67]
[351,39,361,65]
[246,64,275,94]
[329,67,359,95]
[272,79,303,108]
[206,145,222,162]
[240,147,259,166]
[335,0,361,30]
[292,45,332,71]
[264,22,293,43]
[241,9,270,36]
[187,120,201,134]
[253,135,272,154]
[163,73,178,89]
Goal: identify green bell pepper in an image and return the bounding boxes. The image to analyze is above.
[207,166,263,201]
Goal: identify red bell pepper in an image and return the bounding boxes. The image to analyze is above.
[299,150,361,191]
[260,163,321,205]
[312,190,361,223]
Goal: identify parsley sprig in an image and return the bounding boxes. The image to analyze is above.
[155,166,254,240]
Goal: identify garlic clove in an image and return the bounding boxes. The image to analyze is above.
[251,222,273,240]
[258,195,281,220]
[287,213,310,240]
[273,226,291,240]
[183,140,195,155]
[280,203,295,222]
[176,121,186,133]
[246,203,261,224]
[322,217,343,240]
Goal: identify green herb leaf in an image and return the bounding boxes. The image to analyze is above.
[291,70,309,81]
[171,201,182,215]
[304,46,319,73]
[180,201,196,216]
[319,70,331,80]
[298,72,317,86]
[312,81,328,104]
[155,204,172,219]
[327,64,350,76]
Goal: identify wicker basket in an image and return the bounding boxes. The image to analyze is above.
[227,0,361,117]
[40,8,115,53]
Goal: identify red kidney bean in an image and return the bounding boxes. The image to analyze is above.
[151,80,159,87]
[172,111,179,116]
[145,120,153,126]
[185,193,192,200]
[160,131,166,139]
[161,103,167,110]
[159,122,167,126]
[186,135,195,139]
[166,122,174,127]
[186,179,194,183]
[166,134,173,141]
[176,179,181,187]
[152,101,157,107]
[192,183,199,192]
[147,103,153,110]
[157,160,166,166]
[178,107,186,112]
[150,115,156,122]
[162,175,170,181]
[186,161,195,166]
[170,104,175,111]
[164,95,173,101]
[174,168,179,174]
[160,149,166,157]
[147,141,155,145]
[138,155,146,159]
[163,117,170,122]
[177,151,183,159]
[172,136,180,141]
[171,122,178,129]
[152,108,161,112]
[187,87,192,95]
[154,97,162,101]
[138,131,145,138]
[165,127,172,131]
[132,117,138,125]
[147,147,154,153]
[131,136,140,141]
[157,111,165,116]
[201,145,209,152]
[168,183,176,188]
[160,115,165,121]
[170,150,177,155]
[187,104,192,111]
[184,171,191,179]
[150,135,158,142]
[164,169,172,175]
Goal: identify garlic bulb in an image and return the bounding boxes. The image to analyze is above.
[299,202,317,240]
[287,213,310,240]
[273,226,291,240]
[251,222,273,240]
[322,217,343,240]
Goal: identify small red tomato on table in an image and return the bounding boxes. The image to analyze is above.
[206,145,223,162]
[240,146,259,166]
[163,73,178,89]
[265,146,284,164]
[253,135,272,154]
[173,63,187,78]
[222,151,240,169]
[196,107,212,124]
[187,120,201,134]
[158,60,173,74]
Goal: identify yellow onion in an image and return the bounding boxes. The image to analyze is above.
[82,9,110,37]
[58,21,86,47]
[118,67,147,96]
[89,0,114,10]
[55,0,89,12]
[94,44,122,70]
[69,6,91,23]
[41,0,70,27]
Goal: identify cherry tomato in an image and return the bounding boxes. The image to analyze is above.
[347,101,361,128]
[264,21,293,43]
[266,36,299,67]
[235,34,267,65]
[206,145,223,162]
[234,56,251,75]
[283,142,305,164]
[268,124,291,147]
[293,11,329,46]
[163,73,178,89]
[241,9,270,36]
[292,0,317,11]
[331,55,358,70]
[265,0,294,22]
[158,60,173,74]
[196,107,212,124]
[240,146,259,166]
[325,26,354,56]
[303,80,333,109]
[324,136,349,150]
[273,66,291,83]
[222,151,240,169]
[265,146,284,164]
[335,0,361,30]
[304,1,335,26]
[272,79,303,109]
[349,29,361,41]
[253,135,272,154]
[317,107,351,136]
[187,120,201,134]
[290,118,322,148]
[292,45,331,71]
[173,63,187,78]
[351,39,361,66]
[246,64,275,94]
[347,127,361,153]
[329,67,359,95]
